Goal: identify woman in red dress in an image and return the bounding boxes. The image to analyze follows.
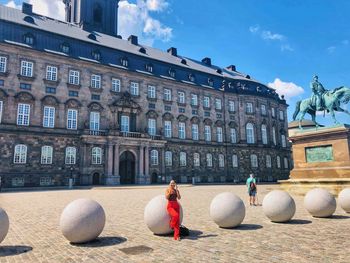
[165,180,181,241]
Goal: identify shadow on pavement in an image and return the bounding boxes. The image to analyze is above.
[330,215,350,219]
[227,224,263,231]
[280,219,312,225]
[0,245,33,257]
[185,230,218,240]
[71,236,127,247]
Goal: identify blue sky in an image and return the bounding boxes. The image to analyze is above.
[2,0,350,125]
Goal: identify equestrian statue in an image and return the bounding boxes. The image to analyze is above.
[293,75,350,129]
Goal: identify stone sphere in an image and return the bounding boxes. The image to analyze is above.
[304,188,336,218]
[262,190,296,222]
[144,195,183,235]
[210,192,245,228]
[338,188,350,213]
[0,208,9,243]
[60,198,106,243]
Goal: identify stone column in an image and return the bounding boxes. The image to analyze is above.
[107,144,113,176]
[114,144,119,177]
[145,146,150,182]
[139,145,144,177]
[106,143,120,185]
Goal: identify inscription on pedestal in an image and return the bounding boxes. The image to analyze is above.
[305,145,333,163]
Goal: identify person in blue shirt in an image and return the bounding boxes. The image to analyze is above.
[246,174,257,206]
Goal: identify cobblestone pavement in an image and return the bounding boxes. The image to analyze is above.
[0,184,349,263]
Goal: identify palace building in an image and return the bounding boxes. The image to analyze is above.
[0,1,291,188]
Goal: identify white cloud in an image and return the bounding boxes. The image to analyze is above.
[146,0,169,11]
[249,25,260,33]
[261,30,285,41]
[5,0,21,9]
[281,44,294,52]
[327,46,336,54]
[268,78,304,101]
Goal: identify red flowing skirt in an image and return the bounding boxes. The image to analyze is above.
[167,201,180,239]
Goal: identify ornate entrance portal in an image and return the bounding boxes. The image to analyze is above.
[119,151,136,184]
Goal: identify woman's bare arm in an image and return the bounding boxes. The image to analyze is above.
[165,189,171,200]
[176,189,181,200]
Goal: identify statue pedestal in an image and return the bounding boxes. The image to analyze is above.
[279,124,350,195]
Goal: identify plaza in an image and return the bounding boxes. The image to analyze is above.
[0,184,349,262]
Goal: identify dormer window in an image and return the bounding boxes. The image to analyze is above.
[208,78,214,87]
[168,68,176,78]
[60,43,70,54]
[139,47,146,54]
[120,57,129,67]
[188,73,195,82]
[23,16,35,24]
[23,33,34,45]
[216,69,222,74]
[88,33,97,41]
[145,63,153,73]
[92,50,101,61]
[181,59,187,65]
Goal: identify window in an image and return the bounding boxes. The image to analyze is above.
[121,115,129,132]
[0,100,3,123]
[91,74,101,89]
[193,153,200,167]
[164,106,171,111]
[272,107,276,118]
[0,80,4,86]
[45,87,56,94]
[250,154,258,168]
[246,123,255,144]
[46,66,58,81]
[92,50,101,61]
[178,91,185,104]
[20,83,31,90]
[165,151,172,166]
[112,78,121,92]
[206,153,213,167]
[20,60,33,77]
[92,147,102,164]
[261,104,267,115]
[188,74,195,82]
[261,124,268,145]
[41,146,53,164]
[149,103,156,109]
[68,91,78,97]
[180,152,187,166]
[192,124,199,140]
[69,70,80,85]
[272,127,277,146]
[43,106,55,128]
[266,155,272,168]
[215,98,222,110]
[219,154,225,168]
[284,157,289,169]
[130,82,139,96]
[91,94,100,101]
[191,94,198,106]
[277,156,281,168]
[145,64,153,73]
[148,118,156,136]
[246,102,253,113]
[148,85,156,98]
[232,154,238,167]
[164,89,172,101]
[208,78,214,87]
[178,122,186,139]
[281,134,287,148]
[164,121,172,138]
[203,96,210,108]
[121,57,129,67]
[179,108,185,113]
[17,103,30,126]
[279,110,284,120]
[61,43,70,54]
[14,144,27,164]
[230,128,237,143]
[229,101,235,112]
[168,68,176,78]
[90,112,100,131]
[192,109,198,115]
[67,109,77,130]
[204,125,211,142]
[40,177,52,186]
[0,56,7,73]
[151,150,159,165]
[24,33,34,45]
[65,147,76,164]
[12,177,24,187]
[217,127,223,142]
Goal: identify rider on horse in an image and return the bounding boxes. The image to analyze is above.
[311,75,327,111]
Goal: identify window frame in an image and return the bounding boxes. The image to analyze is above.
[20,60,33,77]
[14,144,27,164]
[46,65,58,81]
[41,146,53,165]
[91,74,102,89]
[43,106,55,128]
[92,147,102,165]
[67,109,78,130]
[17,103,30,126]
[65,147,77,165]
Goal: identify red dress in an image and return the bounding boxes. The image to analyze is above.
[166,189,180,240]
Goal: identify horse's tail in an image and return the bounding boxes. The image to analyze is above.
[293,101,301,120]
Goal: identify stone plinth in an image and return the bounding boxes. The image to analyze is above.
[279,124,350,195]
[105,175,120,185]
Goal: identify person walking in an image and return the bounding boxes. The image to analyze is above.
[165,180,181,241]
[246,174,257,206]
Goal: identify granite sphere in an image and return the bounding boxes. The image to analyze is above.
[0,208,9,243]
[338,188,350,213]
[210,192,245,228]
[262,190,296,222]
[144,195,183,235]
[304,188,336,218]
[60,198,106,243]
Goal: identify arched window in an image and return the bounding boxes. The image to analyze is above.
[277,156,281,168]
[284,157,289,169]
[179,152,187,166]
[250,154,258,168]
[194,153,200,167]
[151,150,159,165]
[14,144,27,164]
[219,154,225,168]
[261,124,268,145]
[230,128,237,143]
[266,155,271,168]
[206,153,213,167]
[246,123,255,144]
[165,151,172,166]
[232,154,238,167]
[281,134,287,148]
[41,146,53,164]
[272,126,277,145]
[93,3,103,24]
[65,147,76,164]
[92,147,102,164]
[204,125,211,142]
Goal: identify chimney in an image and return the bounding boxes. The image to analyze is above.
[167,47,177,56]
[226,65,236,71]
[128,35,138,45]
[202,57,212,66]
[22,3,33,15]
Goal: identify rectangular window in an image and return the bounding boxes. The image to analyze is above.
[0,80,4,86]
[20,60,33,77]
[91,94,100,100]
[68,70,80,85]
[229,100,235,112]
[230,128,237,143]
[215,98,222,110]
[204,125,211,141]
[266,155,272,168]
[178,122,186,139]
[277,156,281,168]
[178,91,185,104]
[112,78,121,92]
[65,147,76,165]
[46,65,58,81]
[180,152,187,166]
[232,154,238,167]
[17,103,30,126]
[203,96,210,108]
[272,127,277,146]
[67,109,77,130]
[272,108,276,118]
[204,111,210,117]
[261,104,267,115]
[164,89,171,101]
[165,151,172,166]
[45,87,56,94]
[148,118,156,136]
[206,154,213,167]
[219,155,225,168]
[130,82,139,96]
[164,105,171,111]
[68,91,78,97]
[179,108,185,113]
[284,157,289,169]
[193,153,200,167]
[20,83,31,90]
[41,146,53,164]
[43,106,55,128]
[279,110,284,120]
[40,177,52,186]
[192,124,199,140]
[148,85,156,98]
[192,110,198,115]
[246,102,253,113]
[0,100,3,123]
[217,127,223,142]
[164,121,172,138]
[89,112,100,131]
[12,177,24,187]
[251,155,258,168]
[121,115,129,132]
[281,135,287,148]
[0,56,7,73]
[149,103,156,109]
[191,94,198,106]
[14,145,27,164]
[91,74,101,89]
